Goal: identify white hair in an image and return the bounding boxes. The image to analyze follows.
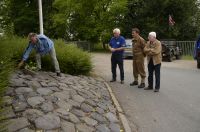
[149,32,156,38]
[113,28,121,34]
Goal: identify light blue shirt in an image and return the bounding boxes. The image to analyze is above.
[22,34,54,61]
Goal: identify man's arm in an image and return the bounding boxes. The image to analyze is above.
[144,45,151,54]
[141,39,146,49]
[115,38,126,51]
[114,47,124,51]
[22,43,34,61]
[149,42,161,55]
[108,39,117,52]
[18,43,33,68]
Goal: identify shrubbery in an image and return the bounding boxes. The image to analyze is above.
[0,36,93,75]
[43,39,93,75]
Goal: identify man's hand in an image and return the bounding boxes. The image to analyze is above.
[18,60,24,68]
[110,48,116,52]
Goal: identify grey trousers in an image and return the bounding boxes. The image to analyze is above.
[36,46,60,73]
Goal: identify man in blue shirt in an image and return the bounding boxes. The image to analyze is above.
[18,33,61,76]
[109,28,126,84]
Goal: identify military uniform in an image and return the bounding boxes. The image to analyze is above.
[144,39,162,90]
[132,36,146,84]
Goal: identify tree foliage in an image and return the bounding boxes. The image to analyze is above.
[52,0,127,42]
[1,0,200,40]
[122,0,200,40]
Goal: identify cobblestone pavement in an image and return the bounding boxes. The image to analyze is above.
[2,70,122,132]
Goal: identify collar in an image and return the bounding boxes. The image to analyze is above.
[35,37,42,46]
[114,36,121,39]
[150,39,157,44]
[133,36,141,42]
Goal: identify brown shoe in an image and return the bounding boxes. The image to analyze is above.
[138,83,145,88]
[130,81,138,86]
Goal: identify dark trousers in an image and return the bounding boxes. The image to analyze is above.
[111,54,124,81]
[148,59,161,89]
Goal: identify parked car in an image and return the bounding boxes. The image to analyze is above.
[123,39,133,58]
[161,40,182,62]
[193,36,200,68]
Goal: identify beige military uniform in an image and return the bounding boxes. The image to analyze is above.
[132,36,146,83]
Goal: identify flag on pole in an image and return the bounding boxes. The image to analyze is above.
[169,15,175,26]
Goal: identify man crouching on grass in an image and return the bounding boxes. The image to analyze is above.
[18,33,61,76]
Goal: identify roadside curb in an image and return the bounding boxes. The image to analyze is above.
[104,82,133,132]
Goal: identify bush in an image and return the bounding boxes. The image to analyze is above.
[0,37,92,75]
[42,39,93,75]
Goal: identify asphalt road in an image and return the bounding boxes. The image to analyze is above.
[92,53,200,132]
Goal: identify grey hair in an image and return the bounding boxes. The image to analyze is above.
[113,28,121,34]
[28,33,37,40]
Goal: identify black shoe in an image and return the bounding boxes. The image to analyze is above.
[130,81,138,86]
[144,87,153,90]
[138,83,145,88]
[110,79,116,82]
[121,80,124,84]
[154,89,159,92]
[57,72,61,77]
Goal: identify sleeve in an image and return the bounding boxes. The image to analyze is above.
[109,39,112,47]
[22,43,34,61]
[144,43,151,54]
[121,37,126,47]
[150,41,162,55]
[141,39,146,49]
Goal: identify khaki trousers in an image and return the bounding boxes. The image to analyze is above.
[36,46,60,73]
[133,58,146,83]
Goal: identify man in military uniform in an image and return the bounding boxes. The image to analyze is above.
[130,28,146,88]
[109,28,126,84]
[144,32,162,92]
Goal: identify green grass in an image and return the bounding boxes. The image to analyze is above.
[182,55,193,60]
[0,37,18,131]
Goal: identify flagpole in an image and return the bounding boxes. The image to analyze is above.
[168,14,170,39]
[38,0,44,34]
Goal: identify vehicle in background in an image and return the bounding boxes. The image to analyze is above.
[161,40,182,62]
[193,36,200,68]
[123,39,133,58]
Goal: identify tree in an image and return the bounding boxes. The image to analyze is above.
[122,0,200,40]
[52,0,128,42]
[8,0,39,36]
[0,0,55,36]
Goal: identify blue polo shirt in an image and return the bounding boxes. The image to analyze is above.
[109,36,126,55]
[22,34,54,61]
